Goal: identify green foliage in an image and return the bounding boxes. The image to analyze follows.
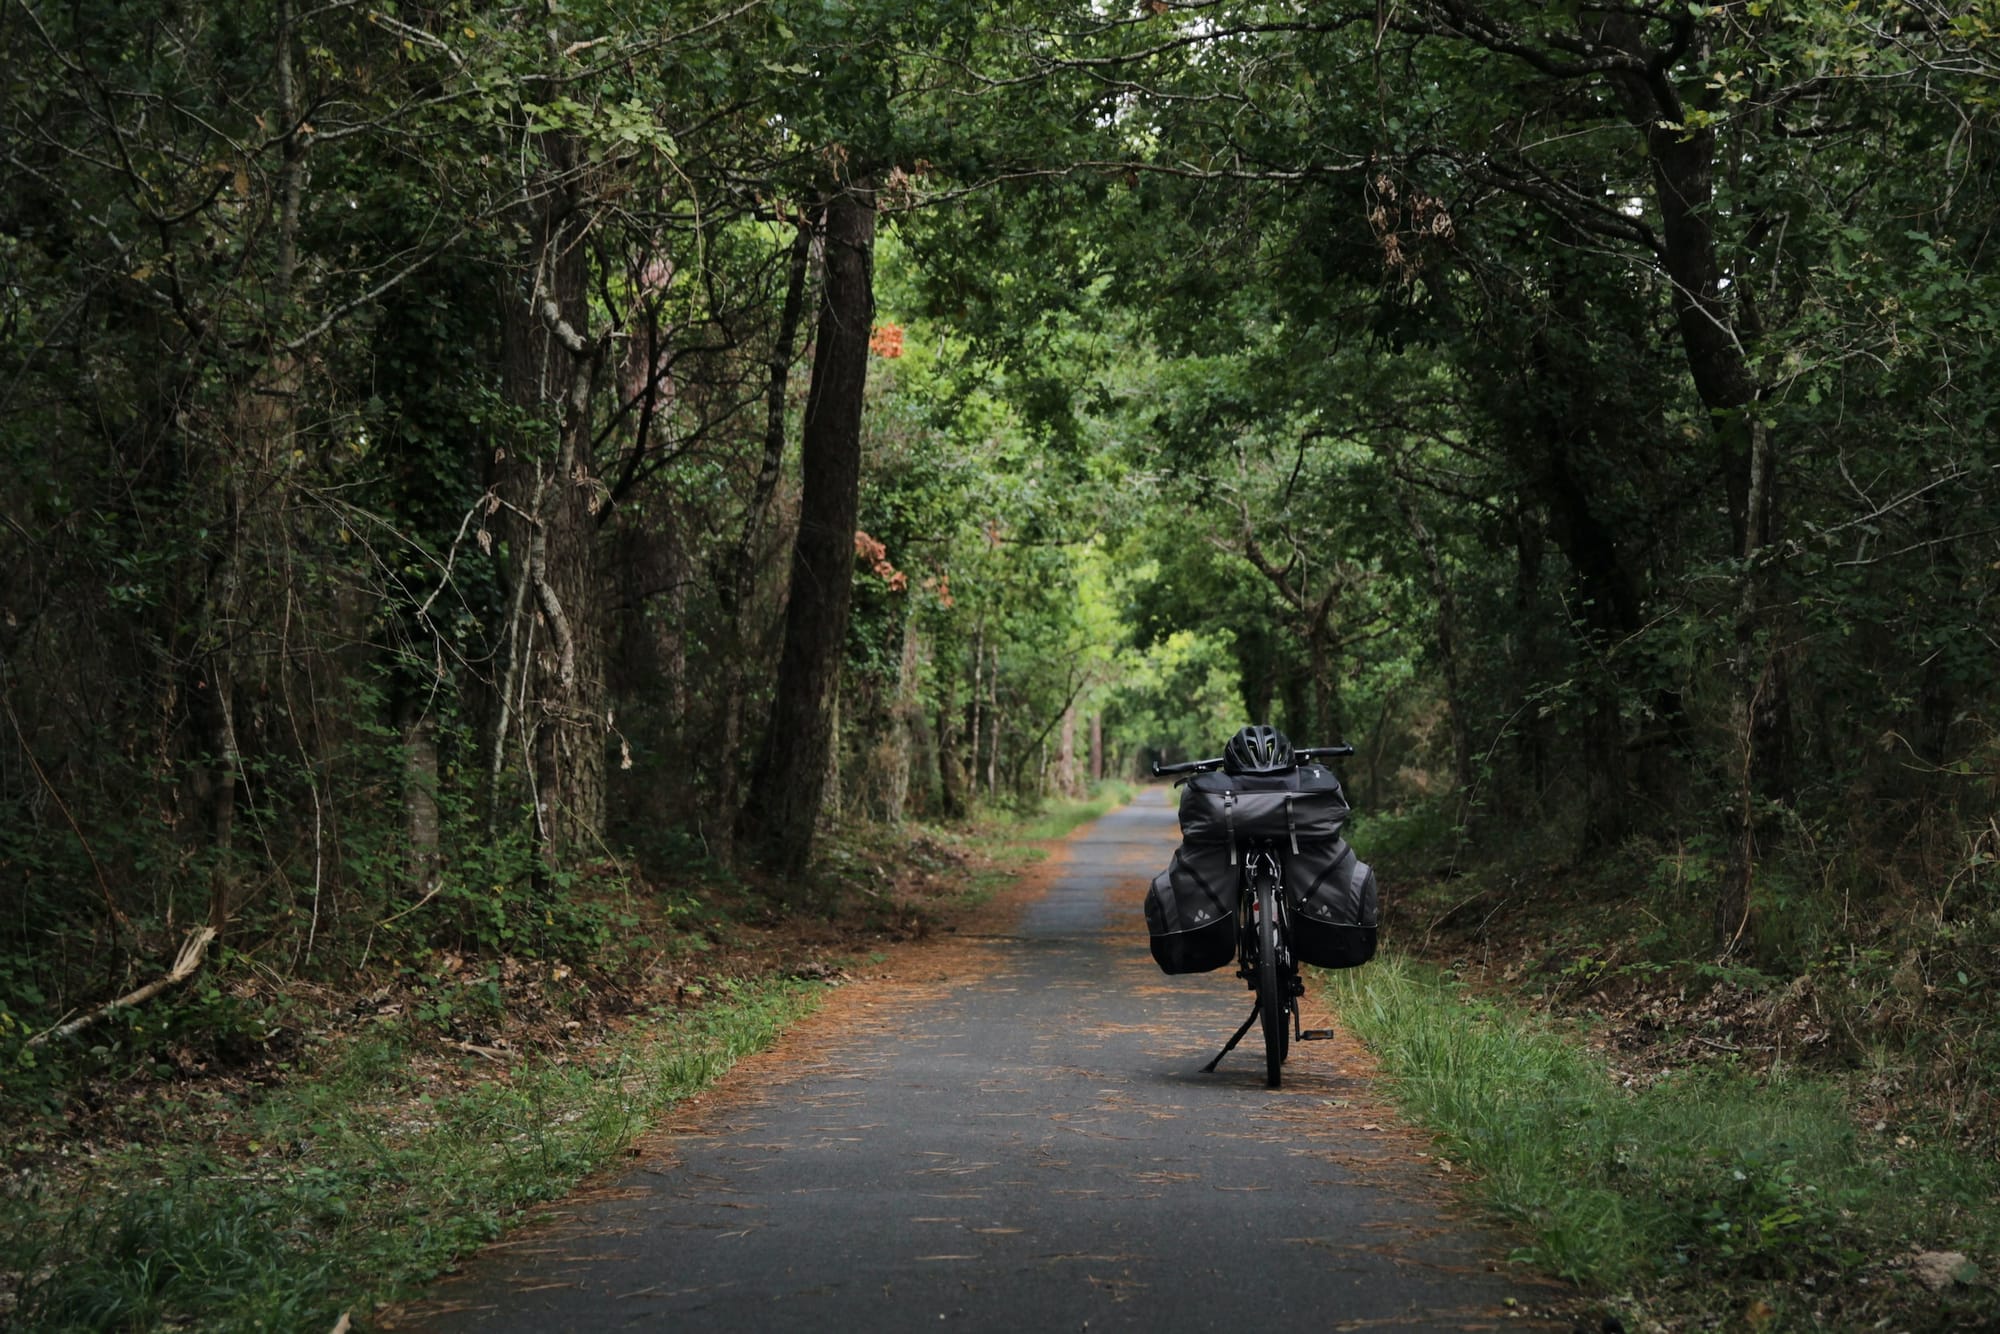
[395,816,623,963]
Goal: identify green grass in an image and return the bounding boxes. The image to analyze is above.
[2,978,819,1332]
[1323,959,2000,1327]
[1005,781,1138,843]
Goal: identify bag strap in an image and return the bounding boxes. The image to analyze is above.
[1283,791,1298,854]
[1223,790,1237,865]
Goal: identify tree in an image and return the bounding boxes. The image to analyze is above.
[739,183,878,878]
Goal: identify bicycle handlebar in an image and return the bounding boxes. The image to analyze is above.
[1151,755,1222,777]
[1151,744,1355,778]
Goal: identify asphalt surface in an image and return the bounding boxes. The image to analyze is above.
[409,789,1555,1332]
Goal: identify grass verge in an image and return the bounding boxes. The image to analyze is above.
[1001,781,1139,844]
[1,978,818,1332]
[1323,958,2000,1332]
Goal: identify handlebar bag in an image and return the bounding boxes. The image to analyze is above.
[1284,837,1378,969]
[1144,842,1238,974]
[1176,764,1350,847]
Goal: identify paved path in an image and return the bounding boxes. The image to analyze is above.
[408,790,1556,1332]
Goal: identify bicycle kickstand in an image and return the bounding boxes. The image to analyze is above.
[1200,1002,1262,1074]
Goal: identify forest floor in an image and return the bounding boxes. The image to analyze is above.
[0,792,1131,1331]
[1358,844,2000,1334]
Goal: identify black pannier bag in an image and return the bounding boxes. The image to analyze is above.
[1175,765,1350,848]
[1144,842,1238,973]
[1284,837,1379,969]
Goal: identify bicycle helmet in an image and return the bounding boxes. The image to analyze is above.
[1222,724,1295,776]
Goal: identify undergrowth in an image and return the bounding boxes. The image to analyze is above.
[0,979,817,1332]
[1004,781,1139,843]
[1325,959,2000,1331]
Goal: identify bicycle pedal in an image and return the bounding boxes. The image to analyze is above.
[1297,1028,1337,1040]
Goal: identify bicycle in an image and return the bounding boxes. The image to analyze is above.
[1153,742,1358,1090]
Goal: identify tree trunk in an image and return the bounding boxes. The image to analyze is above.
[985,645,1001,795]
[201,0,308,933]
[1510,506,1552,805]
[716,220,813,864]
[885,613,923,822]
[1306,630,1344,746]
[738,184,875,879]
[493,144,605,868]
[401,706,441,893]
[1089,712,1103,785]
[1915,486,1965,767]
[1392,477,1475,820]
[1599,28,1791,943]
[1056,703,1079,798]
[1718,417,1779,951]
[823,681,844,828]
[1277,660,1309,742]
[966,627,985,792]
[937,669,965,818]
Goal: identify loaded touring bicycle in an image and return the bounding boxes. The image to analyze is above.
[1146,726,1379,1089]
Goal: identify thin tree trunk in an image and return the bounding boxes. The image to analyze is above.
[1056,703,1078,797]
[1089,712,1103,785]
[937,667,966,819]
[716,220,813,864]
[822,681,844,827]
[1511,505,1551,806]
[1392,476,1475,819]
[1719,416,1777,952]
[966,626,985,792]
[1307,632,1341,744]
[661,527,688,753]
[1279,662,1309,740]
[885,613,923,823]
[738,184,876,879]
[1915,487,1965,767]
[401,707,441,892]
[986,645,1000,796]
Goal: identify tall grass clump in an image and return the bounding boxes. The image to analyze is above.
[1011,781,1139,842]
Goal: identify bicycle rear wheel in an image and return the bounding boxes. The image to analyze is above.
[1257,879,1285,1088]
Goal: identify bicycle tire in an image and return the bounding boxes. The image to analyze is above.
[1257,878,1285,1088]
